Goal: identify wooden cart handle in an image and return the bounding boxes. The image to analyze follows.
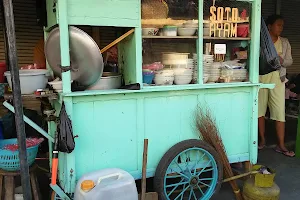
[141,139,148,200]
[100,29,135,53]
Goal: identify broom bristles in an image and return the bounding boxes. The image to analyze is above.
[195,107,243,200]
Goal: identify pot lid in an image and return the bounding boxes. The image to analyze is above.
[45,26,103,87]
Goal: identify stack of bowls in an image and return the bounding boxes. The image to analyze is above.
[154,69,174,85]
[231,68,248,82]
[172,59,194,85]
[208,62,221,82]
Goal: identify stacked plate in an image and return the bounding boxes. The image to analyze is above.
[208,62,221,82]
[231,69,248,82]
[220,68,248,82]
[192,54,213,83]
[192,54,198,82]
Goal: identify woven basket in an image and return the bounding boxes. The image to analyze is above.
[142,0,169,19]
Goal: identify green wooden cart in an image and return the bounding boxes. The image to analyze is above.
[39,0,273,199]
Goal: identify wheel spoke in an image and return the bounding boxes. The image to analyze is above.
[166,181,189,188]
[166,174,182,179]
[199,178,214,181]
[169,168,189,180]
[167,178,184,197]
[201,168,213,173]
[189,187,193,200]
[184,152,192,176]
[193,152,206,175]
[174,184,190,200]
[192,189,198,200]
[196,160,212,177]
[196,184,205,196]
[171,160,189,179]
[180,184,186,200]
[199,181,211,188]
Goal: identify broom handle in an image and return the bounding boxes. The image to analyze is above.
[227,179,244,200]
[100,29,135,53]
[223,171,258,183]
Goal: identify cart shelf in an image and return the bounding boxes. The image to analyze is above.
[142,19,250,28]
[141,19,197,28]
[62,82,260,97]
[204,37,251,40]
[142,36,198,39]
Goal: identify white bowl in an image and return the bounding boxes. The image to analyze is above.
[48,80,74,92]
[177,27,197,36]
[5,69,48,94]
[154,76,174,85]
[142,28,159,36]
[174,75,192,85]
[173,68,193,75]
[155,69,174,76]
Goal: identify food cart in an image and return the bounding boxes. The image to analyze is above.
[40,0,271,199]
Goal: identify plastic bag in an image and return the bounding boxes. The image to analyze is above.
[57,103,75,153]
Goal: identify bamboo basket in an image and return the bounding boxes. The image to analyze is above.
[141,0,169,19]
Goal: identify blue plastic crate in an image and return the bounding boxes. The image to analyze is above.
[0,139,39,171]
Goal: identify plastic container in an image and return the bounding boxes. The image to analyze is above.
[0,139,39,171]
[0,63,6,83]
[74,168,138,200]
[177,27,197,36]
[143,73,155,84]
[163,26,177,36]
[4,69,48,94]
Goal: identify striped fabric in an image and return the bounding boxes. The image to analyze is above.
[260,17,281,70]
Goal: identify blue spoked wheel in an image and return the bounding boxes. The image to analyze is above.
[154,139,223,200]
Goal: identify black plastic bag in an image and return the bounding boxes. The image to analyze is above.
[57,103,75,153]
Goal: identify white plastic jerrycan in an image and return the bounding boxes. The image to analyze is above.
[74,168,138,200]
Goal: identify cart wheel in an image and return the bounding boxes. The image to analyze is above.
[154,139,223,200]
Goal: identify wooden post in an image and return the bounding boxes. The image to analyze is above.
[92,27,101,47]
[2,0,32,199]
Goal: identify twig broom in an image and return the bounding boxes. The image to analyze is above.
[195,107,243,200]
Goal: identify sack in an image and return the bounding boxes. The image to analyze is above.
[57,103,75,153]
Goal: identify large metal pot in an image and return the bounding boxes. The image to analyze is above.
[87,72,122,90]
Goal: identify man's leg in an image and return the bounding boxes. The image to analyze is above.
[258,117,266,147]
